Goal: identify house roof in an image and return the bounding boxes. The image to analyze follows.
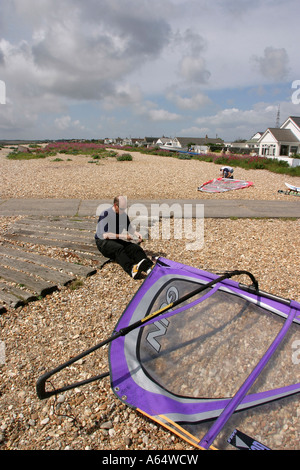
[265,128,300,143]
[249,132,264,139]
[144,137,160,143]
[176,137,224,146]
[287,116,300,129]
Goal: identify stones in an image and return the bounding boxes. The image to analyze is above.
[0,150,299,451]
[0,219,299,450]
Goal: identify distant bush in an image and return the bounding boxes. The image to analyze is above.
[178,154,192,159]
[107,151,117,157]
[7,151,48,160]
[6,141,111,160]
[117,153,133,161]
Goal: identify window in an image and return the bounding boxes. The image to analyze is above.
[290,146,298,155]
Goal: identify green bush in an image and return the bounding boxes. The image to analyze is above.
[178,154,192,159]
[7,151,47,160]
[117,153,133,161]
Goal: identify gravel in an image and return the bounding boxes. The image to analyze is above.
[0,147,299,450]
[1,146,300,201]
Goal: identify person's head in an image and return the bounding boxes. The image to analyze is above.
[113,196,127,214]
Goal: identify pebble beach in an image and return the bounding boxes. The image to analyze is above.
[0,147,299,451]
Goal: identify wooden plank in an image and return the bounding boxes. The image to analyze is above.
[0,245,97,278]
[0,254,75,286]
[8,228,94,244]
[11,224,94,240]
[0,265,58,297]
[0,281,37,304]
[0,289,26,308]
[0,217,111,309]
[3,233,99,254]
[16,217,96,231]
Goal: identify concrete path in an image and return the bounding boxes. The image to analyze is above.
[0,198,299,218]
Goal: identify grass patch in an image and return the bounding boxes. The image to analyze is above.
[68,279,84,290]
[136,147,300,177]
[7,151,49,160]
[6,141,300,177]
[6,141,114,161]
[117,153,133,161]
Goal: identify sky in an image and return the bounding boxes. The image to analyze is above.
[0,0,300,142]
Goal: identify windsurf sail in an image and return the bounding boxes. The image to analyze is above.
[36,258,300,450]
[278,182,300,197]
[285,182,300,192]
[198,177,253,192]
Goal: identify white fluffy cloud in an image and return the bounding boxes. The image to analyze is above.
[167,91,211,110]
[190,101,298,140]
[147,108,180,122]
[54,115,85,131]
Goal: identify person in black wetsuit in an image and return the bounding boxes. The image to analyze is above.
[95,196,153,279]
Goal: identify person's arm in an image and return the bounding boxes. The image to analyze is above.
[132,230,143,243]
[103,231,133,240]
[127,215,143,243]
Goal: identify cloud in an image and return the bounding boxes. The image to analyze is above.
[191,102,293,140]
[0,1,174,136]
[102,84,143,110]
[178,57,211,83]
[0,0,299,140]
[174,29,211,84]
[196,106,263,129]
[137,101,181,122]
[0,48,4,66]
[252,47,290,81]
[2,0,172,103]
[147,108,181,122]
[54,115,85,131]
[167,91,212,110]
[179,125,211,137]
[174,28,207,56]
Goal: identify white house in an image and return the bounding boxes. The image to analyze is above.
[281,116,300,141]
[258,116,300,166]
[246,132,263,150]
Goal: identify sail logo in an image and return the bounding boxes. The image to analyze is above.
[146,285,179,352]
[228,428,270,450]
[146,318,170,353]
[0,80,6,104]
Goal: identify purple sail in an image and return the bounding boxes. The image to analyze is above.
[109,258,300,449]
